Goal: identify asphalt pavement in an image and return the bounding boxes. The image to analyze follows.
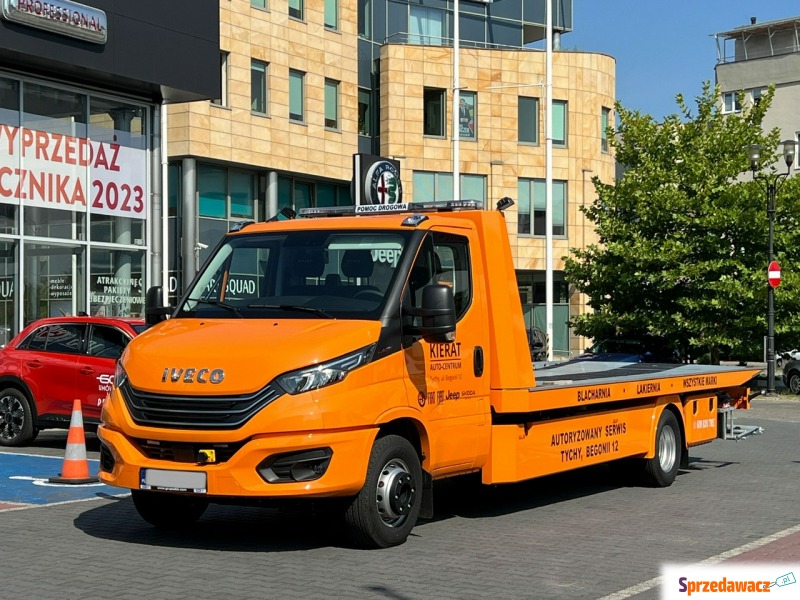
[1,395,798,600]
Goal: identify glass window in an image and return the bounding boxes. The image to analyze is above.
[412,172,485,204]
[601,107,610,153]
[89,247,145,317]
[289,0,303,20]
[751,88,762,105]
[358,0,371,37]
[406,233,471,321]
[518,96,538,144]
[43,323,85,354]
[251,60,268,114]
[723,92,742,114]
[409,5,444,45]
[324,79,339,129]
[423,88,446,137]
[22,325,49,351]
[24,208,85,241]
[89,96,146,150]
[0,76,20,127]
[213,52,229,107]
[198,164,227,218]
[87,324,129,359]
[230,171,255,218]
[90,214,145,245]
[251,0,267,9]
[553,100,567,147]
[0,240,17,344]
[324,0,338,30]
[358,88,371,136]
[517,179,567,237]
[24,242,85,322]
[23,83,87,139]
[289,70,305,123]
[459,92,476,140]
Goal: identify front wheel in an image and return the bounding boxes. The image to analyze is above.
[344,435,422,549]
[788,372,800,395]
[131,490,209,529]
[0,388,36,447]
[642,409,682,487]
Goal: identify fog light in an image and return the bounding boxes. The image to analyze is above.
[257,448,333,483]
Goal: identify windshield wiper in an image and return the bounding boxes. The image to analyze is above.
[185,297,243,318]
[247,304,333,319]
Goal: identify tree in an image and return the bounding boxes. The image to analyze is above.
[564,83,800,363]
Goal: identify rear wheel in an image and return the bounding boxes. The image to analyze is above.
[131,490,209,529]
[344,435,422,549]
[642,409,682,487]
[0,388,35,447]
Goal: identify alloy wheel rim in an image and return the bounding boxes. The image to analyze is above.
[0,395,23,440]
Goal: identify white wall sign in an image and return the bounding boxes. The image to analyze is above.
[0,123,148,219]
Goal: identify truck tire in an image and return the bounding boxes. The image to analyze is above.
[344,434,422,549]
[131,490,209,529]
[0,388,36,447]
[642,409,682,487]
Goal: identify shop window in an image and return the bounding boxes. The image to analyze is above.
[251,59,268,114]
[423,88,446,137]
[23,83,87,138]
[325,79,339,130]
[277,176,349,212]
[90,96,146,149]
[24,242,85,322]
[517,178,567,237]
[289,70,305,123]
[89,247,145,317]
[0,240,17,343]
[0,76,19,126]
[24,208,85,241]
[230,171,255,218]
[199,164,227,218]
[518,96,539,144]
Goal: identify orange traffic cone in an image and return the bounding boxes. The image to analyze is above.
[49,399,98,484]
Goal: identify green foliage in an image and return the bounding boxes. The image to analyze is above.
[565,83,800,361]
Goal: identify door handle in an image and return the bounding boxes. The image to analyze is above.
[79,367,95,375]
[474,346,484,377]
[26,360,43,368]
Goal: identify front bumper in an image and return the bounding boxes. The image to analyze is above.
[98,424,376,498]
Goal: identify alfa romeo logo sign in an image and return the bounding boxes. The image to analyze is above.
[364,160,403,205]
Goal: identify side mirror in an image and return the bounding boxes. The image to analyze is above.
[405,284,456,341]
[145,286,171,326]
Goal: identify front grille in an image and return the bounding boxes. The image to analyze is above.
[120,379,284,429]
[133,438,246,463]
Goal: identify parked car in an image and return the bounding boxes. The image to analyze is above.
[0,316,146,446]
[782,358,800,394]
[577,337,682,364]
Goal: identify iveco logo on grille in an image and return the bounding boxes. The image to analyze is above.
[161,368,225,384]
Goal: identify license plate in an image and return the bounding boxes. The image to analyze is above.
[140,469,207,494]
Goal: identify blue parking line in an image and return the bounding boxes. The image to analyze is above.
[0,451,127,505]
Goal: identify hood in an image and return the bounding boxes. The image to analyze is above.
[123,318,382,394]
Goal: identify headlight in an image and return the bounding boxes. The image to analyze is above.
[114,361,128,389]
[277,344,376,395]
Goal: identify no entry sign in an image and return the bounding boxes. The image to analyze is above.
[768,261,781,288]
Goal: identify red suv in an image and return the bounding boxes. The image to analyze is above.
[0,316,146,446]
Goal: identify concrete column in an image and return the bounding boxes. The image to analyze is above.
[266,170,278,219]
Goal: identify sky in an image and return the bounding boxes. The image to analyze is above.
[565,1,794,121]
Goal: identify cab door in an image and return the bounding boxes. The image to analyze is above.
[403,228,490,475]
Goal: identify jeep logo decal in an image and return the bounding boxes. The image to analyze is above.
[161,368,225,384]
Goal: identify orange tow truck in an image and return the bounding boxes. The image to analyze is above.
[98,200,761,548]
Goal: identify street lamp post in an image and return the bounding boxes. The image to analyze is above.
[745,140,798,394]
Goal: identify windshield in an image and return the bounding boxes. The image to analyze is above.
[177,229,412,320]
